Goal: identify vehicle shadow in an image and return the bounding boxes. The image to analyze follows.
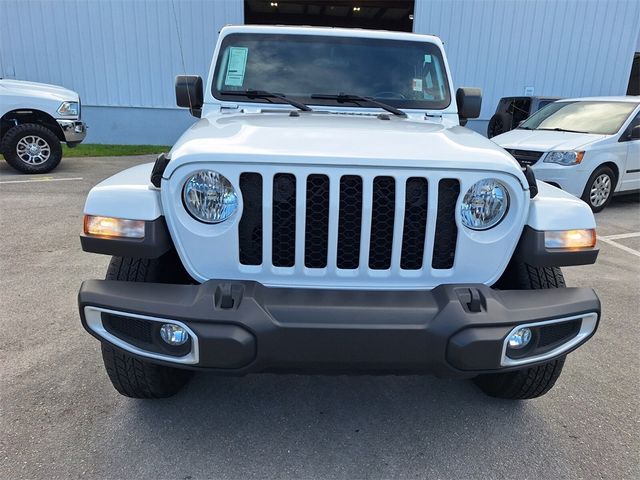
[118,372,543,477]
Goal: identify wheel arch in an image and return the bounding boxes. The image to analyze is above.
[0,109,65,141]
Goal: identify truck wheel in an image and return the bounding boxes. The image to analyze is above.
[487,113,512,138]
[581,165,615,213]
[474,263,567,399]
[100,255,192,398]
[0,123,63,174]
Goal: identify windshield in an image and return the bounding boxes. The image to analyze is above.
[520,101,638,135]
[213,33,451,110]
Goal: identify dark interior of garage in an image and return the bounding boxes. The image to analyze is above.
[244,0,415,32]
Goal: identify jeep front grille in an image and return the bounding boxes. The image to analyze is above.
[238,172,460,271]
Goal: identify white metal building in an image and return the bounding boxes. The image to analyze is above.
[1,0,639,144]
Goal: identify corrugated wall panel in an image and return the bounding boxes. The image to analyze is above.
[413,0,640,121]
[0,0,243,108]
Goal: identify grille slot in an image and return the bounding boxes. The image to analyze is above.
[272,173,297,267]
[337,175,363,269]
[506,149,544,167]
[432,179,460,269]
[369,176,396,270]
[401,177,428,270]
[305,174,330,268]
[239,173,263,265]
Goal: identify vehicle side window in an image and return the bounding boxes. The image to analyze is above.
[620,111,640,142]
[536,100,553,111]
[511,98,531,125]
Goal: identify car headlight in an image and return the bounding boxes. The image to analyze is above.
[543,151,584,166]
[57,101,79,116]
[460,179,509,230]
[183,170,238,224]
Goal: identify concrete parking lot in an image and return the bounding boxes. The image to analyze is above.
[0,156,638,480]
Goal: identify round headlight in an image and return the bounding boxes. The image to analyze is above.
[460,179,509,230]
[183,170,238,224]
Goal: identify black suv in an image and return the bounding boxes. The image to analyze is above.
[487,96,560,138]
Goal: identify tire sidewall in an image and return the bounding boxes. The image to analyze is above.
[2,124,63,174]
[582,166,615,213]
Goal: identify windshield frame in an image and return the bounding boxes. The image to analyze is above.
[519,100,640,135]
[211,32,452,111]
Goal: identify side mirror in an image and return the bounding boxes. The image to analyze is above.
[456,87,482,125]
[175,75,203,118]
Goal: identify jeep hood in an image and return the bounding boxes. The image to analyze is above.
[492,128,606,152]
[167,113,525,182]
[0,79,79,102]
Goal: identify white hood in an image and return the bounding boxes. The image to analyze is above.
[492,128,606,152]
[167,112,526,183]
[0,78,79,102]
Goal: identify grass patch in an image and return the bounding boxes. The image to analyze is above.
[61,144,171,157]
[0,144,170,160]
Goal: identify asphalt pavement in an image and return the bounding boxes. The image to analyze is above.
[0,156,638,479]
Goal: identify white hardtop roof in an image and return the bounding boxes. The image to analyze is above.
[220,24,442,45]
[559,96,640,103]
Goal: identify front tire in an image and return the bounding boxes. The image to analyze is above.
[0,123,63,174]
[581,165,615,213]
[474,263,567,399]
[100,255,192,399]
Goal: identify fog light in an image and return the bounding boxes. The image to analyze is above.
[160,324,189,346]
[508,328,532,349]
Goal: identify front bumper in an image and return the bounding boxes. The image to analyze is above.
[78,280,600,377]
[57,119,87,144]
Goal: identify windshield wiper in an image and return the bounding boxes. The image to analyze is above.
[310,93,407,117]
[518,125,534,130]
[219,89,313,112]
[537,127,586,134]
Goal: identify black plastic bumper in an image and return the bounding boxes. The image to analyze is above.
[78,280,600,377]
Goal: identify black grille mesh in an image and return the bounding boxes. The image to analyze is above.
[239,173,263,265]
[103,313,153,344]
[432,179,460,269]
[305,174,330,268]
[369,176,396,270]
[538,320,580,348]
[337,175,363,269]
[272,173,296,267]
[506,149,544,167]
[401,177,428,270]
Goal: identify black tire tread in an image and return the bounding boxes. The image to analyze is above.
[100,256,192,398]
[101,344,190,399]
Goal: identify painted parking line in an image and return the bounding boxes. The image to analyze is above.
[598,232,640,258]
[0,176,83,184]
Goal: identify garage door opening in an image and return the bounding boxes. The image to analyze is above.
[244,0,415,32]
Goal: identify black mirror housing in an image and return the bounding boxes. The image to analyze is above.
[175,75,204,118]
[456,87,482,123]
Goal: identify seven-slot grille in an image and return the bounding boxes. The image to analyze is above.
[238,172,460,271]
[505,149,544,167]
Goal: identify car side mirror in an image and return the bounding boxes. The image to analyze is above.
[175,75,203,118]
[456,87,482,125]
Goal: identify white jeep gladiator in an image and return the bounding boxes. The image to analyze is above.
[78,26,600,400]
[0,79,87,173]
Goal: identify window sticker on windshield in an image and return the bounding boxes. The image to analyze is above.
[424,54,432,64]
[412,78,423,92]
[224,47,248,87]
